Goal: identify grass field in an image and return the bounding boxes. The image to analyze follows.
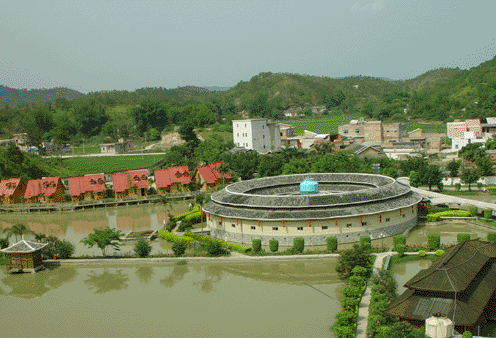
[277,115,446,135]
[198,130,233,142]
[63,155,164,175]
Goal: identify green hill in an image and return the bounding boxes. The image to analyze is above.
[0,86,85,108]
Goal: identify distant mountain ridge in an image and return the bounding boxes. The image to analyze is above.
[0,86,85,107]
[202,86,231,92]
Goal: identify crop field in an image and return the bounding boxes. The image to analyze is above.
[72,146,101,154]
[278,115,446,135]
[62,155,164,175]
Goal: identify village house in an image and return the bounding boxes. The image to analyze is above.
[154,166,191,194]
[68,174,106,202]
[0,178,26,204]
[13,133,28,151]
[399,128,445,152]
[279,124,296,139]
[24,177,65,203]
[385,239,496,334]
[194,162,232,191]
[338,118,406,143]
[100,138,133,154]
[341,143,387,159]
[112,170,148,198]
[447,118,495,152]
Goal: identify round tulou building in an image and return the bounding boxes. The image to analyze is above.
[202,173,422,246]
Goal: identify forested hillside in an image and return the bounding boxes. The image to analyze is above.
[0,86,85,108]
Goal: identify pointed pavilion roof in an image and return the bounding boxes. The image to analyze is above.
[1,239,47,253]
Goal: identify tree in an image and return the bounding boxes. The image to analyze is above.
[2,223,34,242]
[158,195,178,223]
[72,100,108,137]
[147,128,161,141]
[258,155,284,177]
[425,165,443,191]
[80,227,124,257]
[381,167,399,179]
[335,243,373,280]
[282,157,310,175]
[224,151,259,180]
[476,156,493,177]
[134,239,152,257]
[178,120,200,151]
[217,162,230,186]
[34,232,47,243]
[459,143,485,162]
[461,167,480,191]
[446,159,461,184]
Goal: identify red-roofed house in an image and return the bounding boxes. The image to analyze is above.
[112,170,148,198]
[194,162,232,191]
[155,166,191,194]
[0,178,26,204]
[68,174,106,202]
[24,177,65,203]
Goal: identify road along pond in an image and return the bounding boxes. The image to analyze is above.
[0,259,344,337]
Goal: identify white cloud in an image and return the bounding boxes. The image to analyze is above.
[351,0,384,12]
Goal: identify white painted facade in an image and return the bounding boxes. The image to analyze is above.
[232,118,281,153]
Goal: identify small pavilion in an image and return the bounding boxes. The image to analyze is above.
[1,237,47,273]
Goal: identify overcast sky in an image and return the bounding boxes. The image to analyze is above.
[1,0,495,94]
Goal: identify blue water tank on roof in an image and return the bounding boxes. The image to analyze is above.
[300,178,318,195]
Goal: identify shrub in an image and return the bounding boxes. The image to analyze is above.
[396,244,405,257]
[436,249,445,256]
[158,230,200,246]
[293,237,304,253]
[488,233,496,243]
[462,331,473,338]
[252,239,262,253]
[55,240,75,259]
[343,286,362,298]
[134,239,152,257]
[105,188,115,198]
[429,210,471,219]
[340,296,360,310]
[0,238,9,250]
[333,326,355,338]
[488,186,496,195]
[457,233,471,243]
[269,239,278,252]
[352,266,368,278]
[359,236,371,247]
[347,275,365,288]
[477,182,483,190]
[455,183,461,191]
[393,235,406,251]
[204,240,226,257]
[427,233,441,250]
[334,311,356,326]
[484,209,493,219]
[418,250,426,257]
[469,206,478,216]
[335,243,373,280]
[63,194,72,202]
[327,237,338,253]
[171,241,187,256]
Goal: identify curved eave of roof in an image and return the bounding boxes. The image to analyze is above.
[203,191,422,221]
[1,240,48,253]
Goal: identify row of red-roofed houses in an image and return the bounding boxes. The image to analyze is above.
[0,162,232,205]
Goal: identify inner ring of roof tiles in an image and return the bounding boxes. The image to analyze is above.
[211,173,411,209]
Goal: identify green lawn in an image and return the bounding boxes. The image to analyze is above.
[404,122,446,134]
[198,131,233,142]
[62,155,164,175]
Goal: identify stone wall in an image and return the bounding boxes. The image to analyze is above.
[209,217,417,246]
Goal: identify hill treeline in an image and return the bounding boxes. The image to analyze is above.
[0,53,495,149]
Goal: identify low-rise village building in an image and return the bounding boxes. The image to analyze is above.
[232,118,281,153]
[341,143,387,159]
[100,139,133,154]
[194,162,232,191]
[447,118,495,152]
[154,166,191,194]
[0,178,26,204]
[112,170,148,198]
[24,177,65,203]
[279,124,296,139]
[338,118,406,143]
[68,174,106,202]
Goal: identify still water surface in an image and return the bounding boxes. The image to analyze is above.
[0,259,343,337]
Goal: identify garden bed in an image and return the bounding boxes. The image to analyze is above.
[122,230,158,242]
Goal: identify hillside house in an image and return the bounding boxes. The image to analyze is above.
[0,178,26,204]
[341,143,387,159]
[154,166,191,194]
[338,118,406,143]
[385,239,496,334]
[100,139,133,154]
[24,177,65,203]
[68,174,106,202]
[194,162,232,191]
[447,118,494,152]
[112,170,148,198]
[13,133,28,151]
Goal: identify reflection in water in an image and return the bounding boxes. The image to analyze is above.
[0,266,78,299]
[160,264,189,288]
[135,266,154,283]
[393,260,433,295]
[84,268,130,294]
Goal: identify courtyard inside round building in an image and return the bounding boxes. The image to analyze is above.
[202,173,423,246]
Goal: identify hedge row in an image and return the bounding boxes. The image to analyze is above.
[366,269,424,338]
[184,231,251,253]
[158,230,201,246]
[173,205,201,221]
[427,210,471,221]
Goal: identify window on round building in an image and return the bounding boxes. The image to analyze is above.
[250,226,256,230]
[297,227,303,231]
[272,227,278,231]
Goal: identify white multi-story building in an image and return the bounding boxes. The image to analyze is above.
[447,119,494,152]
[232,118,281,153]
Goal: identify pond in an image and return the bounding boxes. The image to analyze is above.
[0,259,344,337]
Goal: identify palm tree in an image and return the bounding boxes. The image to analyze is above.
[217,163,230,187]
[34,232,47,243]
[3,223,34,242]
[158,195,178,228]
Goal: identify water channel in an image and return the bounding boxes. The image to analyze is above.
[0,260,344,337]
